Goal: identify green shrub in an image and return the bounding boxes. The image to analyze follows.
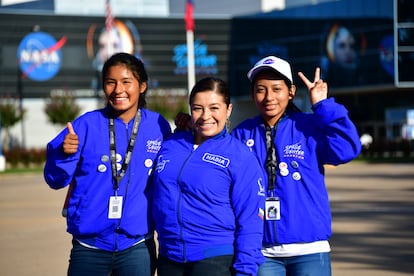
[0,97,25,128]
[0,97,25,151]
[147,91,188,121]
[3,147,46,168]
[44,92,81,126]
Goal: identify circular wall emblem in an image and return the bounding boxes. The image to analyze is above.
[17,32,65,81]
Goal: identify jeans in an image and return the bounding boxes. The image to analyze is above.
[68,238,156,276]
[258,252,331,276]
[157,254,234,276]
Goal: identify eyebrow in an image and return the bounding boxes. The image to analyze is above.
[192,102,223,107]
[105,77,133,81]
[256,83,284,87]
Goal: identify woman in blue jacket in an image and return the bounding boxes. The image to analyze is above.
[44,53,171,276]
[152,77,265,276]
[232,56,362,276]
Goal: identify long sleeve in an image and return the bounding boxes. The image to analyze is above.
[44,125,80,190]
[312,98,362,165]
[231,148,265,275]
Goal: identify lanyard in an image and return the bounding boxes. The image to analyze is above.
[265,124,277,196]
[109,110,141,193]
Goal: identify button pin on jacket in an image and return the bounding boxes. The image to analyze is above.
[98,164,107,172]
[280,168,289,176]
[292,172,301,181]
[116,153,122,162]
[279,162,288,170]
[144,159,153,168]
[246,139,254,147]
[101,155,109,162]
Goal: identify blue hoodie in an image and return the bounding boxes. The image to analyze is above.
[44,107,171,252]
[232,98,361,246]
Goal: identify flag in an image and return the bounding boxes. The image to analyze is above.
[185,0,194,31]
[105,0,114,32]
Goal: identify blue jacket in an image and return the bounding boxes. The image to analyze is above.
[44,107,171,252]
[232,98,361,246]
[152,129,265,275]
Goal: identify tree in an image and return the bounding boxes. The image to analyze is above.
[44,92,81,126]
[0,97,25,151]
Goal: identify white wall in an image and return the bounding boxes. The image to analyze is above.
[0,97,177,150]
[262,0,285,11]
[54,0,169,17]
[1,98,99,150]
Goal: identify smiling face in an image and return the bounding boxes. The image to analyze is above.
[103,64,146,122]
[252,70,296,126]
[191,90,232,145]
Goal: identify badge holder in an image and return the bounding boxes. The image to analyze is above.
[108,195,123,219]
[265,197,280,220]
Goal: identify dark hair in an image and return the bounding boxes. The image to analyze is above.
[250,68,293,91]
[102,52,148,108]
[189,77,231,107]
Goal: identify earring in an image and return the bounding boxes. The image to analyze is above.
[226,117,231,130]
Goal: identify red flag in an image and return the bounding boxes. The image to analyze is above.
[105,0,114,32]
[185,0,194,31]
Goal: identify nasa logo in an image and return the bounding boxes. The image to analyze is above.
[17,32,66,81]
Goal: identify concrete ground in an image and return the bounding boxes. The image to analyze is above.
[1,161,413,276]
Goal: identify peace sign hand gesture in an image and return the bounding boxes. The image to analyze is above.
[298,67,328,106]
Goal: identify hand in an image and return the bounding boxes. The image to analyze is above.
[62,122,79,154]
[174,112,192,131]
[298,67,328,106]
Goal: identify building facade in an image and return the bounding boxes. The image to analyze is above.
[0,0,413,153]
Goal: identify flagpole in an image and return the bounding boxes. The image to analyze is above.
[106,0,114,61]
[185,0,195,96]
[186,30,195,94]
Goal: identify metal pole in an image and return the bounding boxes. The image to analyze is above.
[186,30,195,95]
[17,68,26,149]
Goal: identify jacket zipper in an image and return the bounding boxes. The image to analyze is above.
[176,146,197,263]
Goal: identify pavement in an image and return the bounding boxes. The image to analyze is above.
[1,161,413,276]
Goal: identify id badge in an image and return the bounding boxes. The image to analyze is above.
[265,197,280,220]
[108,196,123,219]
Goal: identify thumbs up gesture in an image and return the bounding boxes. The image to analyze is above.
[63,122,79,154]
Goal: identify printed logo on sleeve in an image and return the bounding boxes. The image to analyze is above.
[257,177,265,196]
[155,155,170,173]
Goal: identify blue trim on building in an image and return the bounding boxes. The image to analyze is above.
[238,0,393,19]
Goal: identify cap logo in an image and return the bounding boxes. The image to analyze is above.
[262,58,275,65]
[247,55,292,83]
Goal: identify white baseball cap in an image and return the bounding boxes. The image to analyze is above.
[247,56,293,83]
